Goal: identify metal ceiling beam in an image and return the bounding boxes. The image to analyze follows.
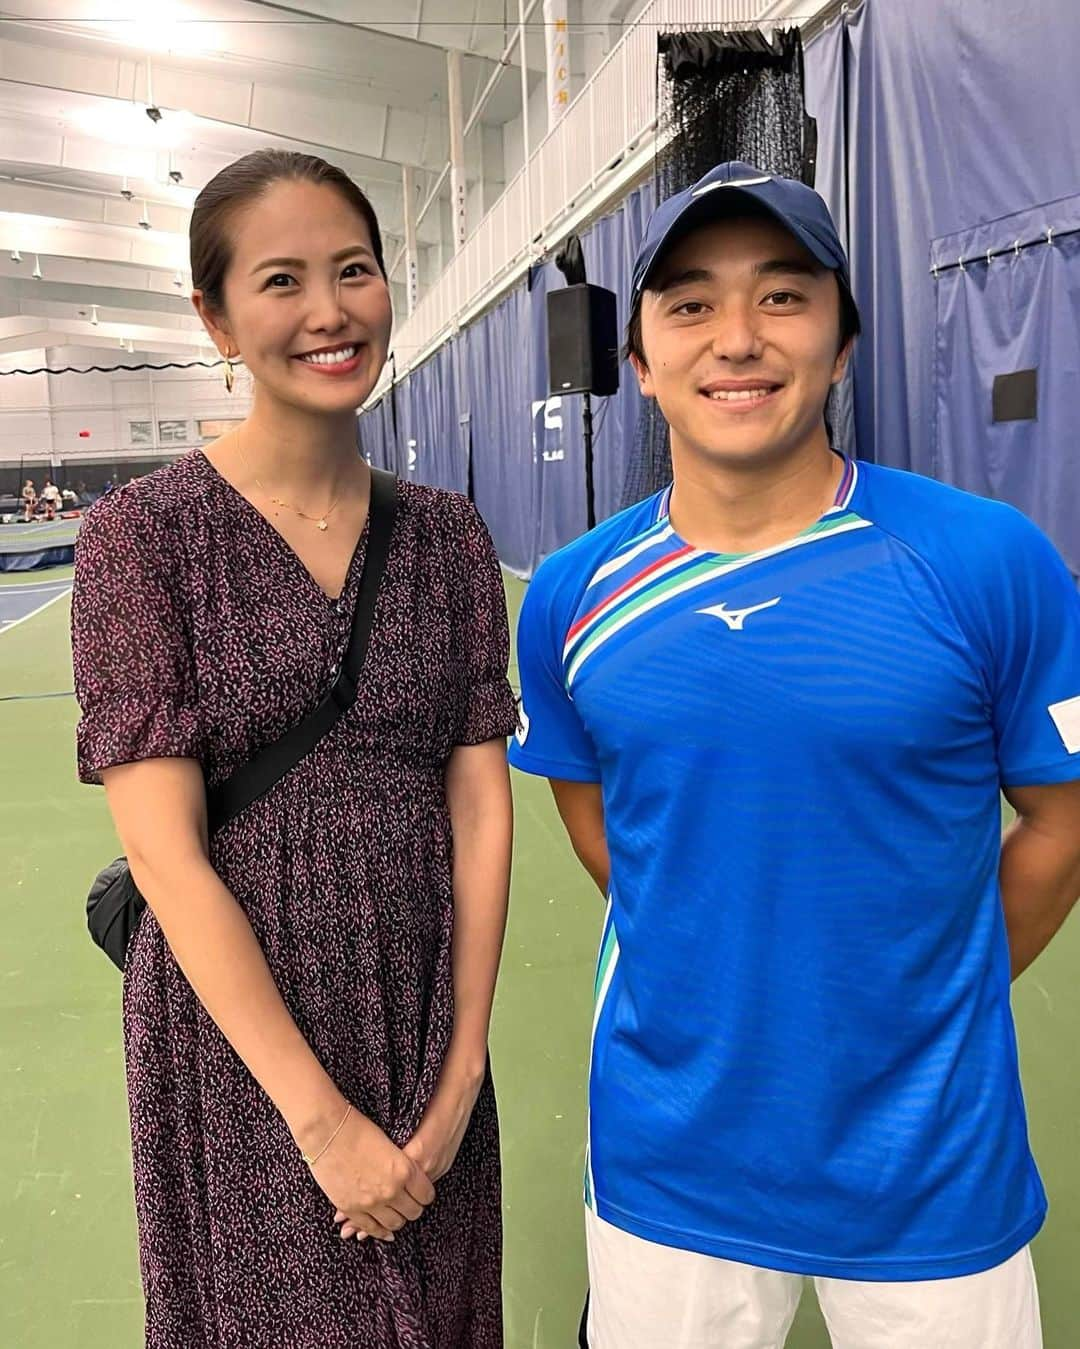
[0,209,188,273]
[0,36,447,173]
[0,316,207,357]
[0,276,192,317]
[241,0,548,70]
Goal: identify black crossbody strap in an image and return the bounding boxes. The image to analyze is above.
[205,467,398,830]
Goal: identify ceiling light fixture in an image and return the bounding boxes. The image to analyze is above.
[77,102,194,150]
[121,175,134,202]
[90,305,99,326]
[32,256,42,279]
[10,249,21,263]
[173,270,184,288]
[139,202,152,230]
[84,3,199,54]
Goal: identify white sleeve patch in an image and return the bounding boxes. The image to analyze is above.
[1048,695,1080,754]
[515,700,530,747]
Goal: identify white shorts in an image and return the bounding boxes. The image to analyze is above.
[584,1209,1042,1349]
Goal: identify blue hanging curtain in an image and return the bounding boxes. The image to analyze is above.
[393,345,468,492]
[528,261,588,566]
[802,15,856,457]
[804,0,1080,572]
[931,204,1080,578]
[357,394,393,470]
[462,287,537,575]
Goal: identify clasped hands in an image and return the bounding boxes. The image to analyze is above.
[310,1067,483,1243]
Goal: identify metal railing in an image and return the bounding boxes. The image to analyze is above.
[372,0,774,399]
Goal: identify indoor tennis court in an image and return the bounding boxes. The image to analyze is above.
[3,0,1080,1345]
[1,561,1078,1347]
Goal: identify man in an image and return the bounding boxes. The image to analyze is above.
[509,162,1080,1348]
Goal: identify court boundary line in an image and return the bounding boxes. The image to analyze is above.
[0,585,71,635]
[0,580,75,592]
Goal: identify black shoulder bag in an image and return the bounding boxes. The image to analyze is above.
[85,467,398,972]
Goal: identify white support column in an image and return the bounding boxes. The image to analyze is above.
[543,0,570,127]
[401,164,419,315]
[518,0,532,229]
[447,49,468,251]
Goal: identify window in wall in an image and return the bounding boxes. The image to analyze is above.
[198,418,243,441]
[130,420,153,445]
[158,419,189,444]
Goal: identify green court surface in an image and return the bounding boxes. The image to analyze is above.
[1,566,1077,1347]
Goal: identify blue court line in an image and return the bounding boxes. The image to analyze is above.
[0,585,72,632]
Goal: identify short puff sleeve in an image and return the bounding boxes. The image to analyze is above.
[450,500,518,746]
[71,491,203,784]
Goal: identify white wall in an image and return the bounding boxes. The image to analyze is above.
[0,344,248,463]
[0,350,51,458]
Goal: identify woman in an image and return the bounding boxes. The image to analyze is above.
[71,149,516,1348]
[21,477,36,521]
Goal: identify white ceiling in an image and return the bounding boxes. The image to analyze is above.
[0,0,644,359]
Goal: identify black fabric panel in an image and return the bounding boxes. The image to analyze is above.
[992,368,1038,423]
[659,28,802,79]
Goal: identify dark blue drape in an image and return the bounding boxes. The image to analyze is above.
[462,287,537,576]
[528,260,588,565]
[802,16,856,457]
[362,4,1080,577]
[932,205,1080,579]
[358,182,656,576]
[804,0,1080,572]
[394,343,468,492]
[581,184,657,524]
[357,393,393,470]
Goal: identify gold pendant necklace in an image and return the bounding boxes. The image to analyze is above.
[236,429,342,530]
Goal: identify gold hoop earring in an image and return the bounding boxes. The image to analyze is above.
[223,353,235,394]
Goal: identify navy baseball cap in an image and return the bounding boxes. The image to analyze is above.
[631,161,851,304]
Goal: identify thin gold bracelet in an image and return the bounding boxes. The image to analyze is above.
[300,1104,352,1168]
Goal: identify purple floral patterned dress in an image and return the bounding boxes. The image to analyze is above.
[71,450,517,1348]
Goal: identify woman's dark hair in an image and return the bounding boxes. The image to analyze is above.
[190,149,387,312]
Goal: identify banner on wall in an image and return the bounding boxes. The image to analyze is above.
[543,0,570,123]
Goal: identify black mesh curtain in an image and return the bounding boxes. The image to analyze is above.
[619,27,815,509]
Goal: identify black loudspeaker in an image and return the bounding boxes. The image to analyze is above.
[547,284,620,397]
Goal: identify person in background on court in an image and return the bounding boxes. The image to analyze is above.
[510,162,1080,1349]
[71,148,515,1348]
[20,478,36,522]
[39,477,61,521]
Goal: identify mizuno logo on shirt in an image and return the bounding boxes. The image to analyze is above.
[697,597,781,630]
